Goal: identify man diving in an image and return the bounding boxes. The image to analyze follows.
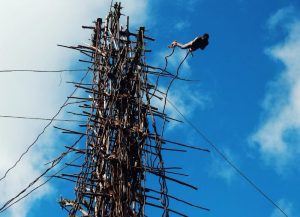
[168,33,209,51]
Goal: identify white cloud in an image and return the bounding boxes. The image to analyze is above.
[250,9,300,172]
[175,0,199,11]
[209,148,236,184]
[151,83,210,130]
[269,199,294,217]
[174,20,191,31]
[0,0,149,216]
[267,6,295,30]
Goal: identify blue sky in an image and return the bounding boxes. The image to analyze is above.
[0,0,300,217]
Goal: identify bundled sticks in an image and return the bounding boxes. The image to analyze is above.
[58,2,208,216]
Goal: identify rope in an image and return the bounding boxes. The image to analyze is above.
[167,98,289,217]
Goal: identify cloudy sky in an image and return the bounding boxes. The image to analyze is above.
[0,0,300,216]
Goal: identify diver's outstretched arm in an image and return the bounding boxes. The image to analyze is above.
[169,38,196,49]
[175,41,193,49]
